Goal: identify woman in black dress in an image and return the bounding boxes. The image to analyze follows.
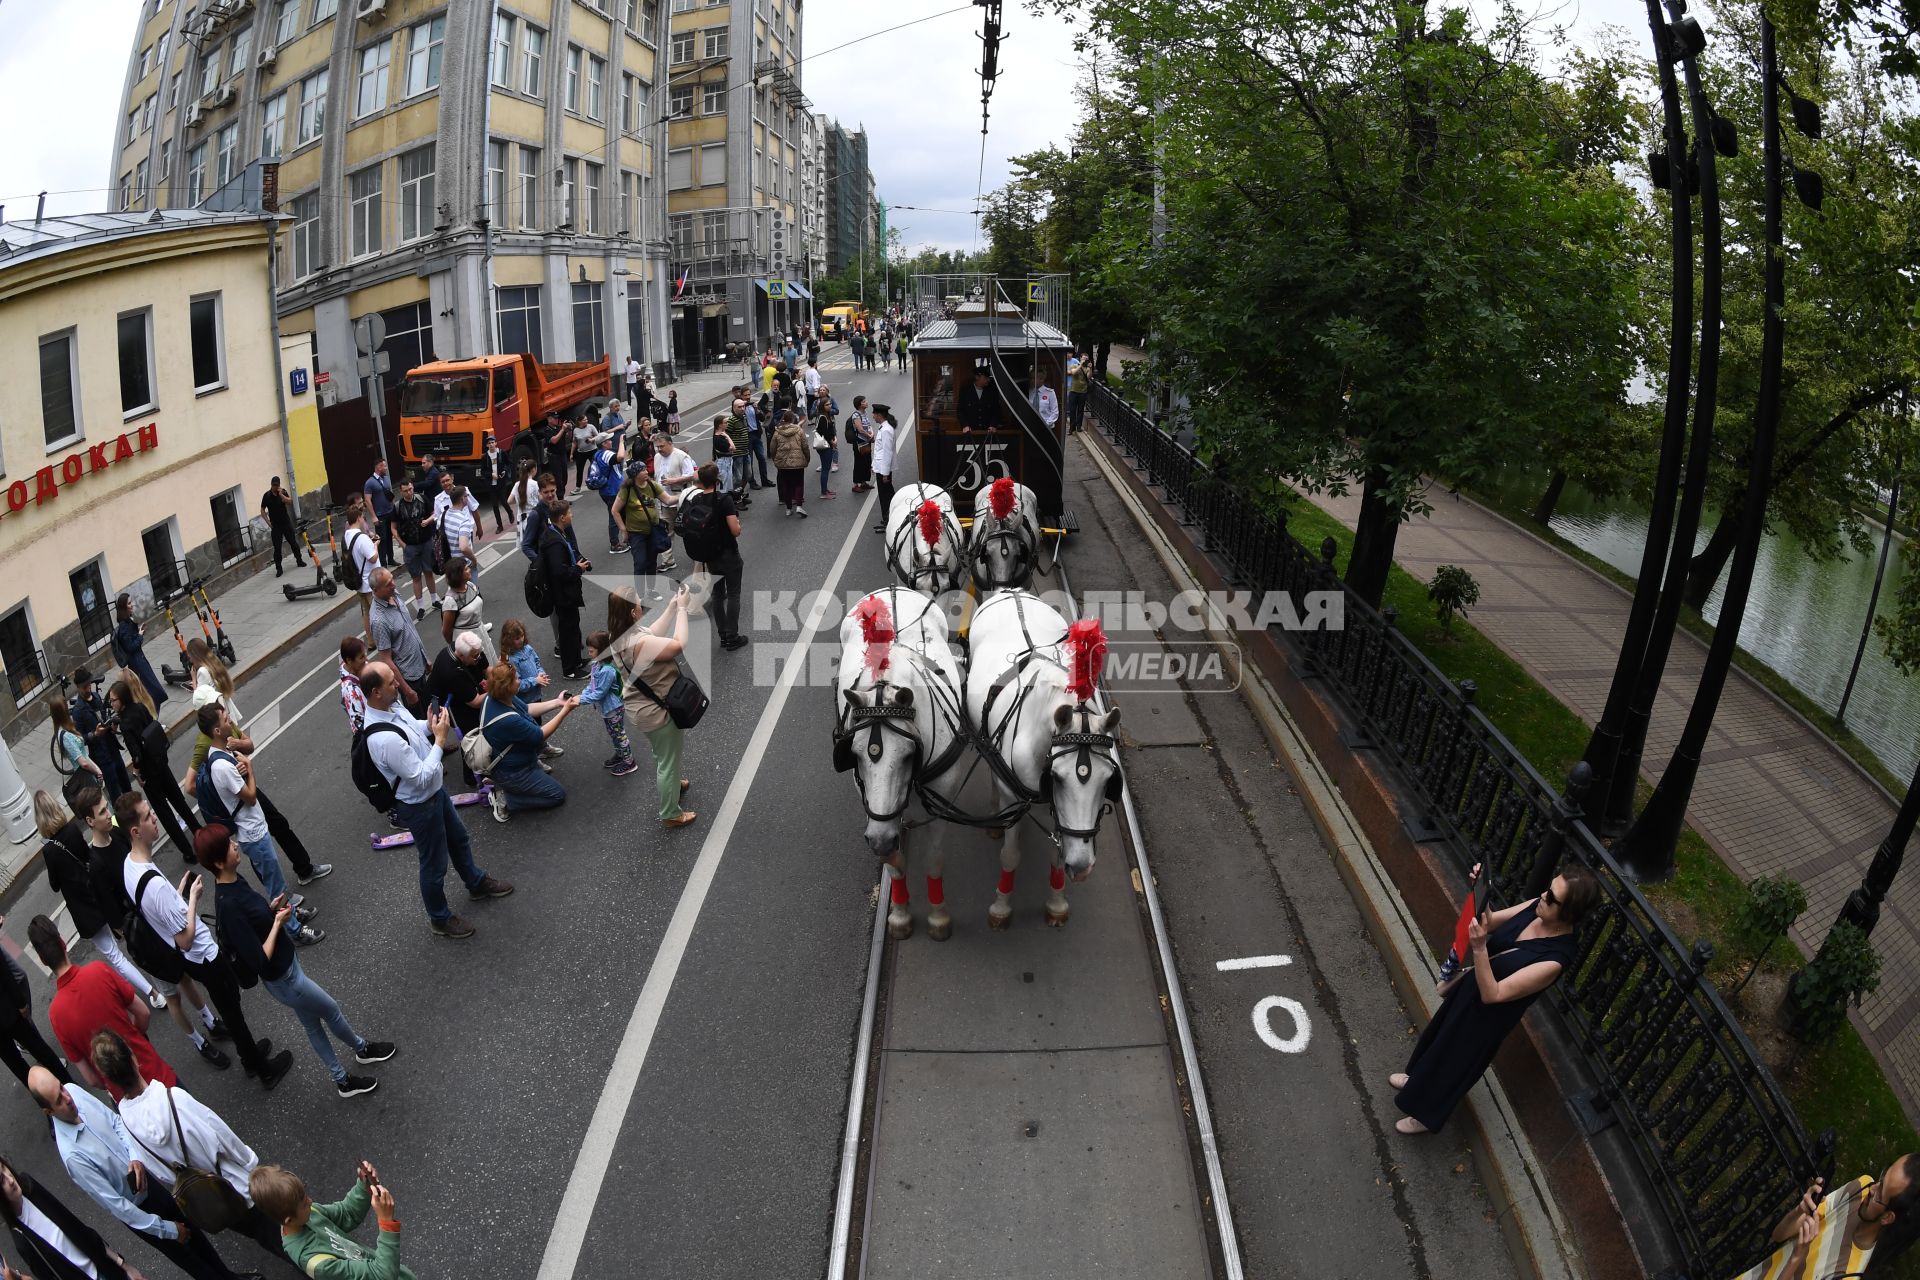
[1391,863,1601,1134]
[107,679,200,861]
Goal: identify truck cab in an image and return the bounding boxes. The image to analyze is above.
[400,353,610,481]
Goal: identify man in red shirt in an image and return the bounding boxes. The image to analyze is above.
[28,915,177,1101]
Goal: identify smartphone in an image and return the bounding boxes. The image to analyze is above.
[427,696,444,718]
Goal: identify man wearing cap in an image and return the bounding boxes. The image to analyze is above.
[871,404,897,534]
[956,366,1002,433]
[70,669,130,800]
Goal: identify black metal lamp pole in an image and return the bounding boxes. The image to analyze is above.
[1837,754,1920,936]
[1602,0,1730,834]
[1620,11,1793,880]
[1582,0,1699,830]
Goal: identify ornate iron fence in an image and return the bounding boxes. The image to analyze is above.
[1087,380,1832,1278]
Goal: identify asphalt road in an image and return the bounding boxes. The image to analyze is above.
[0,345,910,1280]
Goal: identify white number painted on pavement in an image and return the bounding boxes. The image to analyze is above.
[1251,995,1312,1054]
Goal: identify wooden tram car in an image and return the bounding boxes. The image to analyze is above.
[906,300,1074,526]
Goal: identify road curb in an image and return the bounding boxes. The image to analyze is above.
[1076,432,1587,1280]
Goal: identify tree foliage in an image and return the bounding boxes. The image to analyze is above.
[1024,0,1652,605]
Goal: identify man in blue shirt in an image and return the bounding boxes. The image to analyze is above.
[363,460,396,568]
[30,1065,247,1280]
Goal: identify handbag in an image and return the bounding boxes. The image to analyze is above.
[124,1087,252,1233]
[650,521,673,553]
[621,649,708,730]
[127,869,188,982]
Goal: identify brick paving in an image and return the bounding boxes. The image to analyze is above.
[1309,488,1920,1118]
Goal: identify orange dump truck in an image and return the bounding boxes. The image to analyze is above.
[398,353,612,480]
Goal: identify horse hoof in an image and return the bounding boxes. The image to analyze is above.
[928,918,953,942]
[888,914,914,941]
[1045,908,1070,928]
[988,911,1011,932]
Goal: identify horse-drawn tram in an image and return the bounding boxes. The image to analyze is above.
[905,276,1076,530]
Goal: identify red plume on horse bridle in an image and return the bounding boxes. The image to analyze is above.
[987,476,1016,521]
[1065,618,1107,702]
[917,499,943,548]
[855,595,895,677]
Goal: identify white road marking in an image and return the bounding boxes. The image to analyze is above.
[536,487,879,1280]
[1216,954,1293,971]
[1252,995,1313,1054]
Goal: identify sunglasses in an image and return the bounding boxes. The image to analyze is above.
[1542,886,1560,909]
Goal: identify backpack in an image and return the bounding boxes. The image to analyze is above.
[586,449,612,493]
[340,530,370,591]
[678,492,721,559]
[348,722,405,812]
[524,544,555,618]
[127,869,188,982]
[124,1087,252,1234]
[462,703,516,776]
[195,749,235,826]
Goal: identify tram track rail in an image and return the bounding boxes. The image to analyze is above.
[824,551,1244,1280]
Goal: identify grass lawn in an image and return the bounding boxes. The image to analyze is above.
[1278,492,1919,1239]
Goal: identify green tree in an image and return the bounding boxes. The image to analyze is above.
[1037,0,1649,606]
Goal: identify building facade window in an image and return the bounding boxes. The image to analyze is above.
[131,158,149,211]
[290,192,321,278]
[496,286,544,360]
[487,140,508,223]
[668,84,692,118]
[349,165,382,257]
[297,70,327,144]
[142,95,158,134]
[312,0,339,23]
[517,145,541,228]
[583,162,602,234]
[668,146,691,190]
[260,92,286,156]
[621,170,644,235]
[228,28,252,77]
[704,27,727,58]
[702,79,725,116]
[520,26,545,97]
[491,13,514,86]
[118,310,156,416]
[621,74,646,131]
[376,301,434,386]
[211,488,247,563]
[215,122,238,187]
[185,142,208,203]
[70,559,112,651]
[586,54,605,120]
[571,283,604,359]
[0,605,45,702]
[405,16,444,95]
[355,38,391,117]
[198,48,220,97]
[169,71,183,110]
[640,0,658,42]
[126,108,139,145]
[190,294,225,393]
[39,331,81,450]
[272,0,299,46]
[565,46,583,113]
[670,31,694,62]
[399,144,436,241]
[560,158,577,227]
[143,521,184,602]
[701,142,725,188]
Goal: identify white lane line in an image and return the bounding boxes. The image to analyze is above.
[536,487,879,1280]
[1215,954,1293,972]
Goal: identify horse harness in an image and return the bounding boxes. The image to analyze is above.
[834,655,969,825]
[970,509,1037,590]
[885,502,966,593]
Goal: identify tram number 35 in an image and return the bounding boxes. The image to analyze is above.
[952,440,1013,492]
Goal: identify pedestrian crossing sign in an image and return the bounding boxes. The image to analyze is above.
[1027,283,1047,303]
[768,280,788,299]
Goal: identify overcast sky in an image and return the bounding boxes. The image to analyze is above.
[1,0,1650,246]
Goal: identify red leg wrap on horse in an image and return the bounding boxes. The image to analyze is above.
[997,869,1016,895]
[1049,866,1066,892]
[927,875,945,905]
[890,877,910,905]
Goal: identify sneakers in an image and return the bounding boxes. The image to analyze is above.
[291,925,326,947]
[782,507,791,517]
[796,507,809,518]
[539,743,566,759]
[296,863,334,885]
[429,915,476,939]
[207,1021,233,1042]
[720,635,749,651]
[611,757,640,777]
[489,788,510,824]
[257,1049,295,1091]
[822,491,838,499]
[197,1040,232,1070]
[240,1040,276,1076]
[468,875,515,900]
[294,903,318,924]
[551,646,563,658]
[603,753,626,770]
[336,1074,379,1099]
[355,1041,398,1064]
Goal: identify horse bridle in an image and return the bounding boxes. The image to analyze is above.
[971,514,1035,590]
[836,667,968,826]
[886,505,966,593]
[1043,702,1123,839]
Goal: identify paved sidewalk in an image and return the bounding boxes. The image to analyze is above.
[1309,489,1920,1117]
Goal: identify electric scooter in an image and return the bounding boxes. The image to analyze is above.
[283,515,339,601]
[195,582,238,667]
[159,604,193,688]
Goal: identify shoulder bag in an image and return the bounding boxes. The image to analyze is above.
[123,1087,251,1233]
[617,645,708,730]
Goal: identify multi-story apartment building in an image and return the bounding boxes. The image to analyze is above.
[108,0,673,421]
[663,0,810,361]
[820,118,868,279]
[799,110,825,290]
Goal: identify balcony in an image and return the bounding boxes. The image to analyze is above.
[753,60,809,112]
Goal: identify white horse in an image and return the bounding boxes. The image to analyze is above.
[965,590,1123,929]
[884,483,967,595]
[833,587,970,940]
[968,477,1042,593]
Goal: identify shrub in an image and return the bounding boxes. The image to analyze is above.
[1427,564,1481,634]
[1787,923,1883,1046]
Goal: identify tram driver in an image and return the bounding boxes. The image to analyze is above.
[956,364,1004,433]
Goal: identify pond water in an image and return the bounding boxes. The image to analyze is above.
[1473,470,1920,785]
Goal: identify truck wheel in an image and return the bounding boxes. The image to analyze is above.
[511,440,539,477]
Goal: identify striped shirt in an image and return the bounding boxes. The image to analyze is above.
[1728,1177,1877,1280]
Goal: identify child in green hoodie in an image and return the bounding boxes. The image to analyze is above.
[250,1160,416,1280]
